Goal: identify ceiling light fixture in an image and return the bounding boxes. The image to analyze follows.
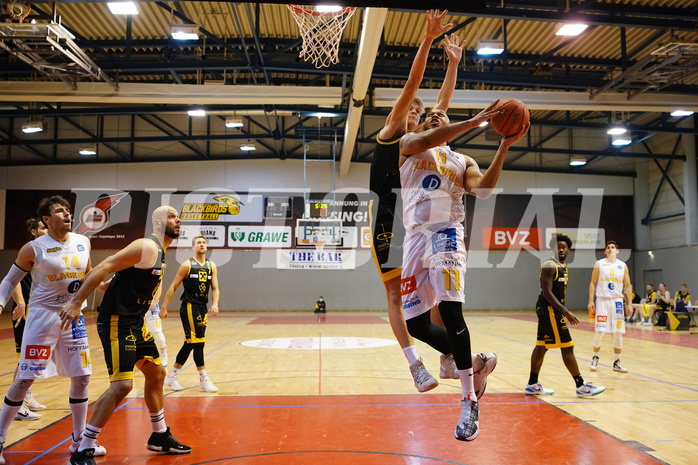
[225,117,244,128]
[606,126,627,135]
[240,141,256,151]
[569,156,587,166]
[671,110,694,117]
[79,145,97,155]
[315,5,343,13]
[22,121,43,134]
[555,23,588,36]
[476,40,504,56]
[107,2,138,15]
[171,25,199,40]
[188,108,206,117]
[611,134,632,146]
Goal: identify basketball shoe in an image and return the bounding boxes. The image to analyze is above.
[199,376,219,393]
[146,427,191,454]
[409,359,438,392]
[160,350,168,367]
[24,391,45,411]
[0,443,5,465]
[164,373,183,391]
[613,360,628,373]
[576,381,605,397]
[68,447,96,465]
[455,394,479,441]
[439,354,459,379]
[590,355,599,371]
[473,353,497,399]
[524,383,554,395]
[69,433,107,457]
[14,404,40,421]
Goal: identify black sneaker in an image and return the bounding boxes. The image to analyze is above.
[146,427,191,454]
[69,448,97,465]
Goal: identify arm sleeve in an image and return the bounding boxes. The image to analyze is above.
[0,264,29,308]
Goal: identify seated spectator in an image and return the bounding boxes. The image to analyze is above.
[625,290,642,323]
[631,283,656,326]
[314,296,326,313]
[652,282,671,325]
[673,284,690,312]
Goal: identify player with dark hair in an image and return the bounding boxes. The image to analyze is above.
[525,234,605,398]
[0,196,99,464]
[62,206,190,464]
[588,240,633,372]
[162,235,220,393]
[369,9,497,394]
[398,102,526,441]
[8,218,48,421]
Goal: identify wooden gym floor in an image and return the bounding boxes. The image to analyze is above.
[1,310,697,465]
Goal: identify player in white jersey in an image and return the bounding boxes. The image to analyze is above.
[0,195,106,464]
[588,240,633,373]
[399,105,528,441]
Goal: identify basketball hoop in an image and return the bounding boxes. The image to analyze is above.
[286,4,357,69]
[313,234,327,255]
[6,0,31,22]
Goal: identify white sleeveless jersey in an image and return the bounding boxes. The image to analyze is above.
[29,232,91,311]
[400,145,466,234]
[595,257,626,299]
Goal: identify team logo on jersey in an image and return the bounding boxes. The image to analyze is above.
[432,228,457,253]
[46,247,62,253]
[607,283,615,290]
[180,195,245,221]
[422,174,441,191]
[74,193,128,235]
[68,280,82,293]
[400,276,417,296]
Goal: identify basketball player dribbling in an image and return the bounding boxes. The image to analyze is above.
[398,104,528,440]
[369,9,497,395]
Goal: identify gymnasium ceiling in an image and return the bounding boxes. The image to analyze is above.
[0,0,697,176]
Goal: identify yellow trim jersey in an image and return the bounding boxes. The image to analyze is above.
[181,257,212,305]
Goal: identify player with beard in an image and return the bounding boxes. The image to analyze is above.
[61,206,191,464]
[525,234,605,398]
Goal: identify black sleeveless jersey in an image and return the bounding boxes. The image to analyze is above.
[100,235,165,318]
[181,257,212,305]
[369,132,408,213]
[537,258,568,307]
[11,273,32,311]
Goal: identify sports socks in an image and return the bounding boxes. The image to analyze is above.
[528,372,539,385]
[458,368,475,397]
[573,374,584,388]
[69,397,88,443]
[402,346,419,365]
[77,425,101,452]
[150,409,167,434]
[169,366,181,377]
[0,397,24,439]
[198,368,208,380]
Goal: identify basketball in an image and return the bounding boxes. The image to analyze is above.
[491,99,530,137]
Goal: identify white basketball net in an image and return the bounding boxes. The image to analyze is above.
[6,0,31,22]
[286,5,356,69]
[313,233,327,254]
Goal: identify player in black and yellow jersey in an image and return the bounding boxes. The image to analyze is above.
[162,235,220,393]
[525,234,605,398]
[61,206,191,464]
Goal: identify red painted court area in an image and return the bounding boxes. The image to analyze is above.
[5,394,660,465]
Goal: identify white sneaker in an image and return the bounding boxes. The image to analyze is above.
[0,443,5,465]
[455,394,479,441]
[409,359,438,393]
[164,374,183,391]
[439,354,459,379]
[473,353,498,399]
[24,392,46,411]
[199,376,218,393]
[590,355,599,372]
[576,381,605,398]
[14,404,41,421]
[524,383,554,395]
[613,360,628,373]
[69,435,107,457]
[160,350,168,367]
